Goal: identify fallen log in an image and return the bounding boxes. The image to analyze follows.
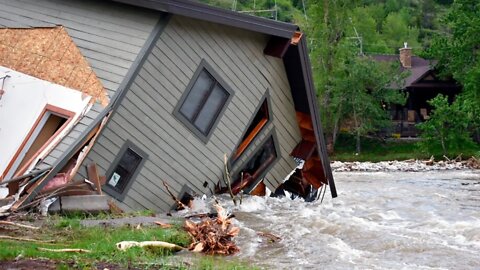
[116,241,184,252]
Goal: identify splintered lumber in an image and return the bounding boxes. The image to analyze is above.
[37,247,91,253]
[87,163,102,195]
[257,232,281,243]
[162,181,187,210]
[0,221,39,230]
[108,200,124,215]
[11,112,110,211]
[1,167,51,185]
[154,221,173,228]
[116,241,184,252]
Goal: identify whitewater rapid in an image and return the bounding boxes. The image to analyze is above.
[213,170,480,269]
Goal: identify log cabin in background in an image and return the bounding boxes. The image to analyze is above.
[372,43,462,138]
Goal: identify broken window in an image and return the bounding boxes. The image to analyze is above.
[233,98,269,161]
[104,141,147,200]
[175,60,233,142]
[231,134,278,194]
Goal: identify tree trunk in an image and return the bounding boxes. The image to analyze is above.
[353,105,361,154]
[356,129,361,154]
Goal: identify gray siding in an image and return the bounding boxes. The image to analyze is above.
[0,0,160,98]
[82,15,301,212]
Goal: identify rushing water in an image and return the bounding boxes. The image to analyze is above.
[211,170,480,269]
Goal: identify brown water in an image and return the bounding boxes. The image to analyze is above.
[212,170,480,269]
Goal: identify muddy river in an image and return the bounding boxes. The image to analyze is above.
[213,170,480,269]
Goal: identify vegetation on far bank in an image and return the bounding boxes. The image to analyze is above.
[331,133,480,162]
[0,214,255,269]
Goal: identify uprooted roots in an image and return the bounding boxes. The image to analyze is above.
[184,204,240,255]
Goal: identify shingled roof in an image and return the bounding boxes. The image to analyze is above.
[371,54,434,89]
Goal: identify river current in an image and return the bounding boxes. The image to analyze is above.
[213,170,480,269]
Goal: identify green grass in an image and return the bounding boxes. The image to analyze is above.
[0,215,256,269]
[331,133,480,162]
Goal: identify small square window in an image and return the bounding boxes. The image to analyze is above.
[104,141,147,201]
[174,60,233,142]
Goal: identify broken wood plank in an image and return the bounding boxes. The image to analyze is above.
[162,181,187,210]
[0,235,54,243]
[87,163,102,195]
[37,247,91,253]
[99,175,106,185]
[0,221,39,230]
[10,114,107,211]
[1,167,51,185]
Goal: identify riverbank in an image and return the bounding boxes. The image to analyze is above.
[0,213,253,270]
[331,157,480,172]
[331,134,480,162]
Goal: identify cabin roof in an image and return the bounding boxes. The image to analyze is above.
[371,54,434,88]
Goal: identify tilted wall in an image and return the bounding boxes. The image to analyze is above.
[77,15,302,212]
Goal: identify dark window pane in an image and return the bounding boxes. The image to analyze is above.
[119,149,142,172]
[193,84,228,134]
[180,70,214,121]
[242,137,276,176]
[108,148,143,193]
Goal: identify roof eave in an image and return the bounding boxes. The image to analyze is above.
[111,0,298,38]
[294,36,337,198]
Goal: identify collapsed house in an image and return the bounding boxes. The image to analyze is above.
[0,0,336,213]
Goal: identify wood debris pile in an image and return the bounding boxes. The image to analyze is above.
[0,163,110,217]
[465,156,480,169]
[184,204,240,255]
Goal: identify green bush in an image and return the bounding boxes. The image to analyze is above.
[417,94,477,155]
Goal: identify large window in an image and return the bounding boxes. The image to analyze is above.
[233,97,270,161]
[174,60,233,142]
[104,141,147,200]
[231,133,279,194]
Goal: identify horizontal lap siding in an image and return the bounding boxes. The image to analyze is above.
[0,0,159,98]
[87,15,301,212]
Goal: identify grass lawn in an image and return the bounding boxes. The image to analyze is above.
[0,214,255,269]
[331,134,480,162]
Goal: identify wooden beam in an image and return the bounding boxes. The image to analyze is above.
[87,163,102,195]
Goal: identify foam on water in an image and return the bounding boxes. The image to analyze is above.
[215,170,480,269]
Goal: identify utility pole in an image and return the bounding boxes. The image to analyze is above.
[348,17,363,56]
